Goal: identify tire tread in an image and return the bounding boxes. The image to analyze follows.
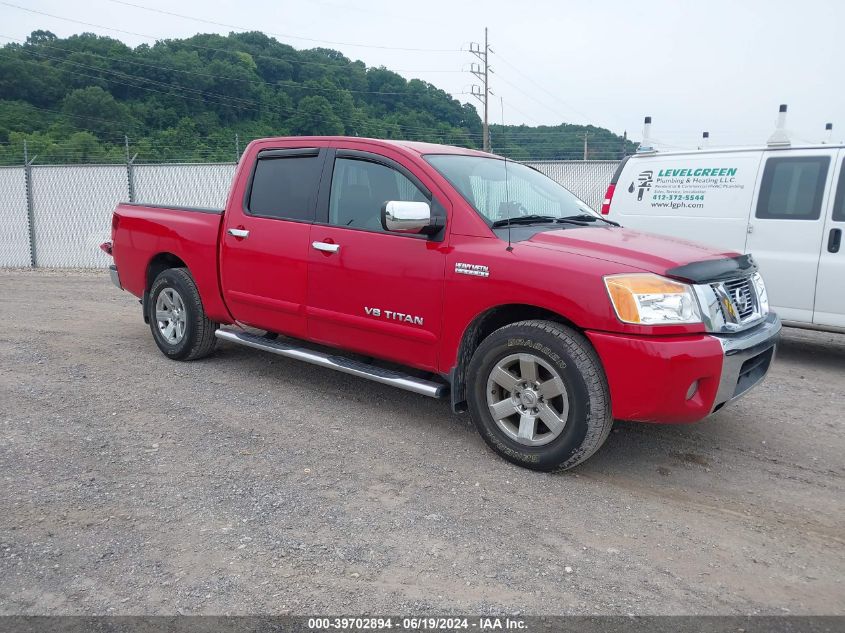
[470,319,613,471]
[149,267,217,361]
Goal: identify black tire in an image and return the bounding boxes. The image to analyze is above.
[147,267,217,361]
[466,319,612,472]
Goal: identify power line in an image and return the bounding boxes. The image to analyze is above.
[104,0,461,52]
[0,2,190,45]
[16,42,470,100]
[13,56,483,141]
[1,3,634,140]
[491,95,546,128]
[0,21,484,139]
[491,72,571,126]
[0,1,466,80]
[5,102,145,132]
[489,49,614,130]
[0,32,464,76]
[1,13,637,154]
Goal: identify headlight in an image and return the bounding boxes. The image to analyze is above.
[751,272,769,315]
[604,273,702,325]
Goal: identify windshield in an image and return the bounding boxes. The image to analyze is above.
[425,154,598,225]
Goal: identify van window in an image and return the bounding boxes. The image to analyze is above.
[833,160,845,222]
[755,156,830,220]
[328,158,428,232]
[248,154,322,221]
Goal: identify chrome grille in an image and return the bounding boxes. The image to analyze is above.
[712,277,758,324]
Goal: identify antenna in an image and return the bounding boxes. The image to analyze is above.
[637,116,655,153]
[501,96,513,251]
[699,131,710,150]
[767,104,790,147]
[823,123,833,144]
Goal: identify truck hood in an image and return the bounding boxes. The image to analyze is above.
[524,226,737,277]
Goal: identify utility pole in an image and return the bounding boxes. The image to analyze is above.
[469,28,491,152]
[582,132,590,160]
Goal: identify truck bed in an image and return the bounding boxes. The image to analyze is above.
[111,203,232,323]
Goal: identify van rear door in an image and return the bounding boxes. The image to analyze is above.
[746,149,836,323]
[608,152,760,254]
[812,151,845,328]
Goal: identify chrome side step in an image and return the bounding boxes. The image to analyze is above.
[214,329,448,399]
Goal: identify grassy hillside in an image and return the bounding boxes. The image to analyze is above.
[0,30,636,164]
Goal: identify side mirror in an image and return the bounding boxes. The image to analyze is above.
[381,200,433,234]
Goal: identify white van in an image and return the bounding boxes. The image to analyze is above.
[602,143,845,332]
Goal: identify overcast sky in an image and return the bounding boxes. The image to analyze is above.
[2,0,843,149]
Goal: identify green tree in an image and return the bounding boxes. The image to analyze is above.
[0,29,633,165]
[61,86,133,139]
[288,96,343,136]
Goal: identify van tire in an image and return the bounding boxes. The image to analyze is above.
[466,320,612,472]
[147,267,217,361]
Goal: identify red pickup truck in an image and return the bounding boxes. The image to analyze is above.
[103,136,781,471]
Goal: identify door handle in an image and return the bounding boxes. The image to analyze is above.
[828,228,842,253]
[227,228,250,239]
[312,241,340,253]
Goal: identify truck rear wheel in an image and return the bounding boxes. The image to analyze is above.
[148,267,217,361]
[466,320,612,472]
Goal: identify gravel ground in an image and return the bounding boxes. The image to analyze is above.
[0,269,843,615]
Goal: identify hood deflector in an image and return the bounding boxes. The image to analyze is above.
[666,254,757,284]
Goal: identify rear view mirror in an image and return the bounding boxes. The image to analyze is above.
[381,200,433,234]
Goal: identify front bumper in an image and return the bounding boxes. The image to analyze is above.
[709,311,781,412]
[109,264,122,290]
[586,312,781,423]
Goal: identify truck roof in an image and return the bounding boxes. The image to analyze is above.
[251,136,493,158]
[628,142,845,158]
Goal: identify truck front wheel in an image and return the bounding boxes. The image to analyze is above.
[466,320,612,472]
[147,267,217,361]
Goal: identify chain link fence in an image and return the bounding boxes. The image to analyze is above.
[30,165,129,268]
[527,160,619,211]
[0,167,30,267]
[134,164,237,210]
[0,159,618,268]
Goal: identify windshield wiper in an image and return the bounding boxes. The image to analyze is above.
[557,213,620,227]
[492,213,621,229]
[491,214,559,228]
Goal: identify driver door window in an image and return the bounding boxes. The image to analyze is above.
[329,158,427,233]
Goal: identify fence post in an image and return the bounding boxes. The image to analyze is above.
[125,135,137,203]
[234,133,240,163]
[23,140,37,268]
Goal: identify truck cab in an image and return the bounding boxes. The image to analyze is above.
[104,136,781,472]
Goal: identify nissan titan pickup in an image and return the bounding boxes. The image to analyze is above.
[102,137,781,471]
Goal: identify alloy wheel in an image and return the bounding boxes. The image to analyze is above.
[485,353,569,446]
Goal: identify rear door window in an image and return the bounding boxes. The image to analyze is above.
[833,159,845,222]
[755,156,830,220]
[247,152,323,221]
